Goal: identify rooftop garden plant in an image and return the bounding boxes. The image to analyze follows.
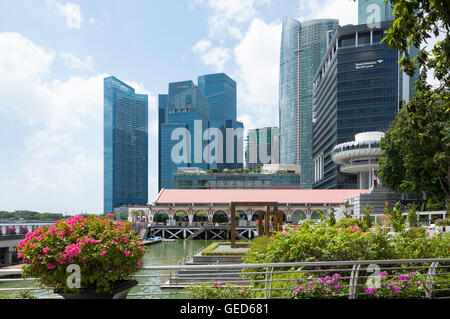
[16,214,145,297]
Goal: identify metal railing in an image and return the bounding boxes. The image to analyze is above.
[1,258,449,299]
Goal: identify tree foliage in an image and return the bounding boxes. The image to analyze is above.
[374,0,450,210]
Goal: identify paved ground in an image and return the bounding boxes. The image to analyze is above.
[212,244,250,253]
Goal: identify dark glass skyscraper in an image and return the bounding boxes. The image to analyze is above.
[312,21,415,189]
[159,74,244,191]
[279,17,339,189]
[104,76,148,213]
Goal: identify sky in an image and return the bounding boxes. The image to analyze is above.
[0,0,363,214]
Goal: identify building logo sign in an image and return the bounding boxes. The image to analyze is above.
[355,59,384,70]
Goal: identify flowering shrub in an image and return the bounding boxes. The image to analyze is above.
[19,225,29,234]
[187,281,252,299]
[436,218,450,226]
[289,274,345,299]
[363,271,430,298]
[16,215,145,293]
[7,226,16,235]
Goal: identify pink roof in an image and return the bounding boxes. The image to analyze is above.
[154,189,368,205]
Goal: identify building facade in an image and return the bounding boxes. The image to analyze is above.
[279,17,339,190]
[159,74,244,191]
[312,21,415,189]
[245,127,279,170]
[173,167,300,190]
[104,76,148,213]
[358,0,393,25]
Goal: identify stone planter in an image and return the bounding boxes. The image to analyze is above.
[55,279,138,299]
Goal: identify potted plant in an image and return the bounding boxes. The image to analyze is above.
[16,215,145,299]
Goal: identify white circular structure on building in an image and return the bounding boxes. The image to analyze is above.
[331,132,384,189]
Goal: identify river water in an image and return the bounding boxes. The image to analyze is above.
[0,239,217,299]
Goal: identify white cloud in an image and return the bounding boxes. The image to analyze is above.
[298,0,357,26]
[0,32,157,213]
[192,39,213,53]
[199,46,231,71]
[234,18,281,122]
[60,52,94,71]
[47,0,83,29]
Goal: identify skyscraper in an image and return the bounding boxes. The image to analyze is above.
[159,74,244,190]
[312,21,415,189]
[198,73,243,170]
[245,127,279,171]
[104,76,148,213]
[279,17,339,189]
[358,0,393,25]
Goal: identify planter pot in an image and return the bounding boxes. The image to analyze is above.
[55,279,138,299]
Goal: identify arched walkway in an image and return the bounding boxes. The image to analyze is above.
[291,210,306,224]
[153,210,169,223]
[193,210,209,223]
[236,210,247,221]
[251,210,265,221]
[174,210,188,223]
[311,210,324,220]
[212,210,228,223]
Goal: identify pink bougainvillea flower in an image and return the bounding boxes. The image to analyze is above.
[43,247,49,254]
[47,263,56,270]
[123,250,131,257]
[101,250,108,256]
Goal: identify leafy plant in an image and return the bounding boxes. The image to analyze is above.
[187,281,251,299]
[335,218,368,232]
[16,215,145,294]
[363,271,430,299]
[362,205,373,229]
[328,207,336,226]
[435,218,450,226]
[407,204,419,228]
[289,274,346,299]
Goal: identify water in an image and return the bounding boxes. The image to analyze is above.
[0,239,216,299]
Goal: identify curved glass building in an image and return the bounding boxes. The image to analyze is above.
[279,17,339,189]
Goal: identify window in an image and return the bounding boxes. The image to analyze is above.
[314,154,324,182]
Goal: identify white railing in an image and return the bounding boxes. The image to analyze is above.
[1,258,449,299]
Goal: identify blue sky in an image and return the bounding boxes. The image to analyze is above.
[0,0,361,214]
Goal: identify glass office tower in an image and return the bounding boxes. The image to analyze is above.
[245,127,279,170]
[198,73,243,171]
[358,0,393,25]
[312,21,415,189]
[159,74,244,191]
[160,81,209,190]
[104,76,148,213]
[279,17,339,189]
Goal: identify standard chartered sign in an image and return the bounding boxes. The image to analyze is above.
[355,59,384,70]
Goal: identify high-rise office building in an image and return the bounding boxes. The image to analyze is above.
[358,0,393,25]
[245,127,279,170]
[312,21,416,189]
[279,17,339,190]
[159,74,244,190]
[104,76,148,213]
[198,73,243,171]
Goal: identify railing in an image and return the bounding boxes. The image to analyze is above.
[1,258,449,299]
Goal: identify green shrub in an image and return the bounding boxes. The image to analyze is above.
[186,281,251,299]
[407,205,419,227]
[335,218,368,232]
[362,205,373,229]
[201,242,251,255]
